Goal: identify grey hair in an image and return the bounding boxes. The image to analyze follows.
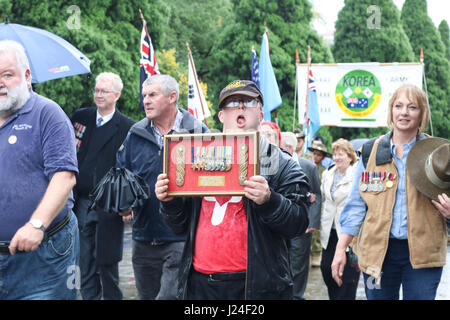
[281,132,298,150]
[0,40,30,76]
[96,72,123,92]
[142,74,179,104]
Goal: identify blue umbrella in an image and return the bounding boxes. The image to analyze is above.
[0,18,91,83]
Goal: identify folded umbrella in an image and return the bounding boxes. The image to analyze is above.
[89,168,150,215]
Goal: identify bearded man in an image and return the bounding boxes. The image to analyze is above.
[0,40,79,300]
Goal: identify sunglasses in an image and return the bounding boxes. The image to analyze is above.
[224,98,260,108]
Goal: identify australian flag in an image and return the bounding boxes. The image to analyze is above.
[140,20,160,110]
[251,47,260,88]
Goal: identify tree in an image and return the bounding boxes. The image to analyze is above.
[4,0,168,120]
[438,20,450,61]
[204,0,333,131]
[331,0,416,141]
[401,0,450,138]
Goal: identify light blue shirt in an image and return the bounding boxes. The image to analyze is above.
[340,137,417,240]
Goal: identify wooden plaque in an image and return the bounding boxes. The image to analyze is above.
[163,132,260,196]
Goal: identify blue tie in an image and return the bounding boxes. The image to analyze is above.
[97,117,103,127]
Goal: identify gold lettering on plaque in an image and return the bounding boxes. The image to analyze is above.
[198,176,225,187]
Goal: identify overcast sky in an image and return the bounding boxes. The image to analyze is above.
[311,0,450,41]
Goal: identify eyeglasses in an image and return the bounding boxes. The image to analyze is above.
[224,98,260,109]
[93,89,116,96]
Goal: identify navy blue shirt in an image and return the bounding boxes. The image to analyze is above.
[0,90,78,241]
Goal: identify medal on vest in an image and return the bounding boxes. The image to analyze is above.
[360,171,368,192]
[386,173,396,188]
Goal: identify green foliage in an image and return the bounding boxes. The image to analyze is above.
[438,20,450,61]
[330,0,415,141]
[401,0,450,138]
[204,0,333,132]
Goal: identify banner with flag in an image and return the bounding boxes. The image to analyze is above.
[140,12,159,110]
[258,30,282,121]
[187,43,210,121]
[305,68,321,150]
[296,62,423,128]
[251,46,260,88]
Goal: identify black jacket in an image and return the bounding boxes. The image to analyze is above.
[70,107,135,264]
[160,138,310,299]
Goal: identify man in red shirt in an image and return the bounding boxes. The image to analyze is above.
[155,80,310,299]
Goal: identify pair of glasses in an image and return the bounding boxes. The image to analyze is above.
[93,89,115,96]
[224,98,259,108]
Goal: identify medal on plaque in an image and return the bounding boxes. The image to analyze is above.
[238,144,248,186]
[175,145,186,187]
[360,171,368,192]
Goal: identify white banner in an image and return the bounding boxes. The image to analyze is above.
[296,63,423,128]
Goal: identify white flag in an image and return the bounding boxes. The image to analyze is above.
[187,47,210,121]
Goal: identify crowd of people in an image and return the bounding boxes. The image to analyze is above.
[1,40,449,300]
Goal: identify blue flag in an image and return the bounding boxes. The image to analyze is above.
[305,69,321,149]
[259,32,282,121]
[251,48,260,88]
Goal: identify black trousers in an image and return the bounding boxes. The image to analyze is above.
[186,269,246,300]
[320,229,360,300]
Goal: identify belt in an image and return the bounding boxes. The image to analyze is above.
[0,212,72,255]
[193,269,246,281]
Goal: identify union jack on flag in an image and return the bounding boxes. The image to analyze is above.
[140,19,159,110]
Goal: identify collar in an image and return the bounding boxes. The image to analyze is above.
[375,131,427,165]
[150,108,183,134]
[96,109,115,126]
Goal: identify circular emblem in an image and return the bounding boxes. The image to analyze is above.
[8,135,17,144]
[386,181,394,188]
[335,70,382,118]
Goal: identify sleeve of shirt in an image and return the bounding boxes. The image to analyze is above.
[339,157,367,236]
[41,103,78,178]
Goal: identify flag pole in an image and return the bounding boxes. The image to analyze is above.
[139,9,151,49]
[264,23,278,125]
[420,48,433,136]
[186,42,209,128]
[303,46,311,153]
[293,50,300,131]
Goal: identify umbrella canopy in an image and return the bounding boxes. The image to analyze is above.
[89,168,150,215]
[350,138,369,156]
[0,19,91,83]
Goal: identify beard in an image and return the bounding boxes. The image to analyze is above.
[0,78,30,118]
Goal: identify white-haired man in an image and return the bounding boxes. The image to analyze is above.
[70,72,135,300]
[0,40,79,299]
[117,74,208,300]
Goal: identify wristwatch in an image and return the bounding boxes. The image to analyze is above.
[29,219,46,233]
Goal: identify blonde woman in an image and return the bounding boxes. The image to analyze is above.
[332,84,448,300]
[320,139,360,300]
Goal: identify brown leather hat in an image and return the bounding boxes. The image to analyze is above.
[407,137,450,201]
[308,141,332,157]
[218,80,263,109]
[294,128,305,140]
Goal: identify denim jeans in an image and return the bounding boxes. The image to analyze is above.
[0,213,80,300]
[363,238,443,300]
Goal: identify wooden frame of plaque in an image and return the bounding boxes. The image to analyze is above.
[163,131,260,196]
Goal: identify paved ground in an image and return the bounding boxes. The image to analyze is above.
[119,222,450,300]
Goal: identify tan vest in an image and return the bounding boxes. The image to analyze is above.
[354,136,447,281]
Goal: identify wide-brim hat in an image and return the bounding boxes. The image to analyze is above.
[308,141,332,157]
[218,80,264,109]
[407,137,450,201]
